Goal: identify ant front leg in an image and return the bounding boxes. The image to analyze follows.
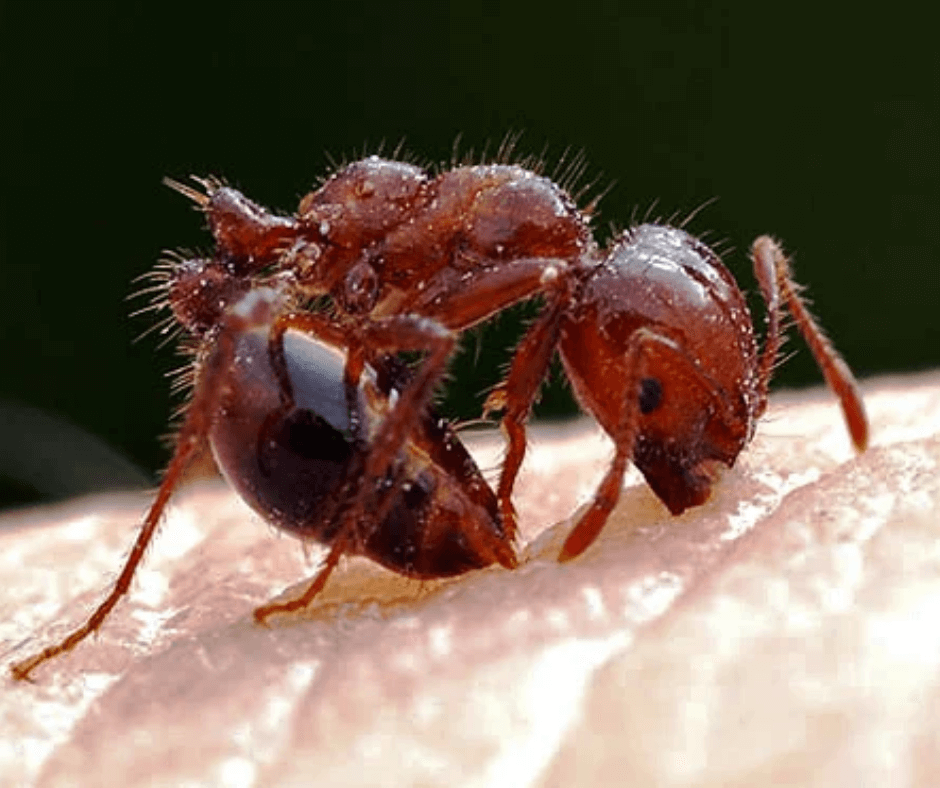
[558,328,745,562]
[557,328,663,561]
[346,314,456,512]
[10,325,244,681]
[265,311,455,485]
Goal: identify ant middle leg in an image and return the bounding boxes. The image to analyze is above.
[481,298,568,540]
[351,315,457,484]
[264,310,456,485]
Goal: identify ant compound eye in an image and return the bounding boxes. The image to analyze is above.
[639,377,663,414]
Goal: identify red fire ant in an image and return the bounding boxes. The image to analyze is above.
[10,152,867,681]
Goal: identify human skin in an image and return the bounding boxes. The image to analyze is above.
[2,372,939,787]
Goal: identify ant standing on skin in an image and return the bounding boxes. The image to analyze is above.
[10,147,868,681]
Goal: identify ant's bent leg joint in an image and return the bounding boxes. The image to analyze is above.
[318,314,458,566]
[490,300,567,542]
[558,328,662,562]
[254,535,349,624]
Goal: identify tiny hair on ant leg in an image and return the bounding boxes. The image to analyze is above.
[10,147,868,680]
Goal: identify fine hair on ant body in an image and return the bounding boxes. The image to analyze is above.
[11,146,868,681]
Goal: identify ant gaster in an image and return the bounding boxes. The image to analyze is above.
[10,278,517,681]
[10,152,868,680]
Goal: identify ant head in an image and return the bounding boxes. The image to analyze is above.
[629,357,752,515]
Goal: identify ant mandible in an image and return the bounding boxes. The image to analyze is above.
[10,150,868,680]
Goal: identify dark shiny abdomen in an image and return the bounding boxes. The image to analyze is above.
[208,320,510,578]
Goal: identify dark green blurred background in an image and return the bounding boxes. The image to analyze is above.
[1,1,937,508]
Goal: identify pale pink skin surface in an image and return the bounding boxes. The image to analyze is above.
[2,373,938,787]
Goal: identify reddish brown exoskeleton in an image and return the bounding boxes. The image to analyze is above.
[10,151,867,681]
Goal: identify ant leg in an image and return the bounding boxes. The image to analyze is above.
[751,237,868,451]
[402,256,572,330]
[410,418,519,569]
[397,255,578,539]
[10,326,242,681]
[11,441,199,680]
[352,315,456,495]
[253,532,350,623]
[558,328,654,562]
[260,312,452,470]
[268,312,455,501]
[482,300,567,541]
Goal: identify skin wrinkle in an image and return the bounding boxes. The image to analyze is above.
[2,372,939,787]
